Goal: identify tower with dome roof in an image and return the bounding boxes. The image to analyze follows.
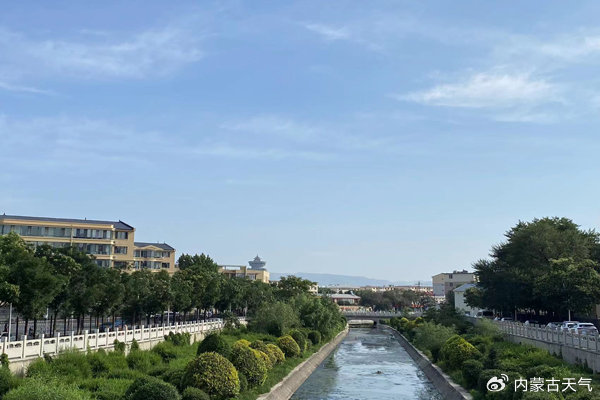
[248,255,266,270]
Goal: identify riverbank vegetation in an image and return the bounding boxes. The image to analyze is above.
[0,232,347,399]
[386,304,600,399]
[0,295,345,399]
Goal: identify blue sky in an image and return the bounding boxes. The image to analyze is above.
[2,1,600,281]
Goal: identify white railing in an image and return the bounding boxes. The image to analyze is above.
[491,320,600,353]
[342,311,404,317]
[1,318,245,361]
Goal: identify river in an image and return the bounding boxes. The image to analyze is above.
[291,328,442,400]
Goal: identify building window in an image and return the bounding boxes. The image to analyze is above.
[162,263,170,269]
[115,231,128,240]
[114,246,128,254]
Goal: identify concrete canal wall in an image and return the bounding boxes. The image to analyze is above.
[257,327,349,400]
[385,326,473,400]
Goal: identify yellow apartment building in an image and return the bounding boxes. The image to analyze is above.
[0,214,176,274]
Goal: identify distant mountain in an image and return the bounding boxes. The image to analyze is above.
[270,272,431,287]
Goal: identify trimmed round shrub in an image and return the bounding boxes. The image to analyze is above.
[197,333,231,358]
[182,387,210,400]
[249,340,269,353]
[461,359,483,389]
[276,336,301,358]
[125,376,180,400]
[266,344,285,364]
[126,351,162,374]
[440,335,480,370]
[250,341,275,367]
[230,344,268,387]
[288,330,308,352]
[152,341,178,362]
[307,331,321,345]
[0,367,17,398]
[184,352,239,399]
[234,339,251,347]
[256,349,273,370]
[4,378,92,400]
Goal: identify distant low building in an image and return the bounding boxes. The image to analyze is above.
[432,270,476,302]
[453,283,480,317]
[218,254,270,283]
[308,283,318,294]
[329,293,361,305]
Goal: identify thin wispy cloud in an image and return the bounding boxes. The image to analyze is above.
[303,23,350,41]
[399,72,559,109]
[0,81,54,95]
[0,24,203,81]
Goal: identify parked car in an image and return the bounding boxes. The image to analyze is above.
[569,323,599,336]
[560,321,579,331]
[546,322,561,329]
[500,317,513,321]
[99,320,126,332]
[524,320,539,325]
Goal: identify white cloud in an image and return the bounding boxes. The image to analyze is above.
[0,25,203,81]
[0,81,54,95]
[400,72,559,108]
[303,23,350,41]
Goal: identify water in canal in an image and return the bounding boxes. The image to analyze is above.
[291,328,442,400]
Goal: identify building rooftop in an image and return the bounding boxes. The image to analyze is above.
[134,242,175,251]
[453,283,477,293]
[0,214,134,231]
[329,293,361,300]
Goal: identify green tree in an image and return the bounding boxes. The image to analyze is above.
[275,276,315,300]
[474,217,600,316]
[533,258,600,319]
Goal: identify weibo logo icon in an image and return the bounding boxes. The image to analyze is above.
[486,374,509,392]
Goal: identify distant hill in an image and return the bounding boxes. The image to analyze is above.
[269,272,431,287]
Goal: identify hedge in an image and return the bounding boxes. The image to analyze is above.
[124,376,180,400]
[184,352,240,399]
[230,344,268,387]
[152,341,178,362]
[197,333,231,358]
[276,336,301,358]
[126,350,162,374]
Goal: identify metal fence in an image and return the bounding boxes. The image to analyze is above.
[1,318,244,361]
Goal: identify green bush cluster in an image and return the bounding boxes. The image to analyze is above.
[288,329,308,353]
[266,344,285,365]
[152,341,178,362]
[126,350,162,374]
[0,367,18,398]
[184,352,240,399]
[230,341,268,387]
[4,378,92,400]
[165,332,191,347]
[124,376,180,400]
[197,333,231,358]
[307,330,321,345]
[276,335,301,358]
[182,386,210,400]
[440,335,480,370]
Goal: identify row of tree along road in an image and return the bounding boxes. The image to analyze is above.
[0,231,326,340]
